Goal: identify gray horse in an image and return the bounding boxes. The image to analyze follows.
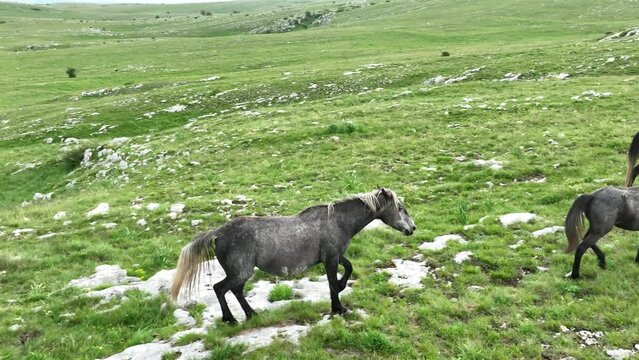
[625,131,639,186]
[565,187,639,279]
[171,188,416,323]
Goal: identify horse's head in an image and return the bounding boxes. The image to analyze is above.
[375,188,416,236]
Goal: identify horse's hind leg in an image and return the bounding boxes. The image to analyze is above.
[324,256,348,314]
[213,277,238,324]
[591,245,606,269]
[232,283,256,320]
[337,255,352,292]
[571,231,608,279]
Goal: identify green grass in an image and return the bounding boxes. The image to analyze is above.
[1,0,639,358]
[268,284,295,302]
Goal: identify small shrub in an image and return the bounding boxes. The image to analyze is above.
[456,201,470,225]
[161,353,179,360]
[441,51,450,56]
[126,267,147,280]
[268,284,293,302]
[28,282,47,302]
[206,11,212,16]
[326,121,363,135]
[360,330,394,352]
[60,145,89,170]
[66,67,76,78]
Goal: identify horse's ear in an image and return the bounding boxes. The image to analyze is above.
[379,187,389,198]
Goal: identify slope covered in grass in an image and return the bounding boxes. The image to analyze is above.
[1,0,639,358]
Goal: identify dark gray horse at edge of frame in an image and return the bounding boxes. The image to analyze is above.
[171,188,416,324]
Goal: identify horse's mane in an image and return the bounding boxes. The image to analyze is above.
[327,188,399,218]
[297,189,400,219]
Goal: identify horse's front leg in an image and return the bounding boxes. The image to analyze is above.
[337,255,352,292]
[324,256,348,314]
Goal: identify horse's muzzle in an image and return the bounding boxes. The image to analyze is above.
[403,225,416,236]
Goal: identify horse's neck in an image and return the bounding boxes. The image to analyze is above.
[332,199,377,237]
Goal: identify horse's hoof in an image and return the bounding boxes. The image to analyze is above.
[222,317,238,325]
[332,306,349,315]
[570,273,580,280]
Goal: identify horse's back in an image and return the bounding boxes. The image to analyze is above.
[217,215,324,276]
[590,187,639,230]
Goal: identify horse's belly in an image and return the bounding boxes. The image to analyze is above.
[258,258,318,277]
[257,247,320,277]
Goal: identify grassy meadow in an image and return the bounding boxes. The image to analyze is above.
[1,0,639,358]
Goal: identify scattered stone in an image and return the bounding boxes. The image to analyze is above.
[11,162,41,175]
[191,219,203,227]
[571,90,612,101]
[37,232,58,240]
[600,26,639,41]
[577,330,604,346]
[109,137,129,147]
[169,203,185,213]
[87,203,109,218]
[424,67,484,86]
[68,265,139,289]
[499,213,539,227]
[63,137,79,145]
[9,324,22,332]
[33,192,53,201]
[136,219,147,227]
[163,104,187,113]
[102,223,117,229]
[500,73,520,81]
[419,234,467,251]
[13,228,35,237]
[532,226,564,238]
[467,285,484,292]
[173,309,196,328]
[146,203,160,211]
[606,349,635,360]
[454,251,474,264]
[81,258,353,321]
[472,159,504,170]
[381,259,431,289]
[234,195,249,203]
[528,176,548,184]
[227,325,309,354]
[100,341,209,360]
[53,211,66,220]
[509,240,525,249]
[547,73,570,80]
